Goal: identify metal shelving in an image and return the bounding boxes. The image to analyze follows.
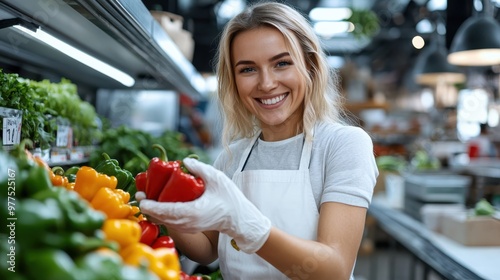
[0,0,206,100]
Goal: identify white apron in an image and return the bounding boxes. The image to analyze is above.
[218,133,319,279]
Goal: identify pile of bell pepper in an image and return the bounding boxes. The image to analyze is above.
[136,144,205,202]
[0,141,159,280]
[1,140,212,280]
[139,221,176,251]
[64,157,182,279]
[138,220,209,280]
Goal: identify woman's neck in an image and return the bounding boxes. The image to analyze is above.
[260,123,303,141]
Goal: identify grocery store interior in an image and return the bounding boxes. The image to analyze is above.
[0,0,499,279]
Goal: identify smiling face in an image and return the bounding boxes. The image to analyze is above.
[231,26,307,141]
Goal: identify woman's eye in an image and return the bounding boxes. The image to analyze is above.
[239,67,254,73]
[276,60,292,67]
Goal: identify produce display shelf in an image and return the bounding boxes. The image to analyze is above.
[368,201,499,280]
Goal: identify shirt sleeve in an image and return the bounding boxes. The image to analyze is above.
[320,126,379,208]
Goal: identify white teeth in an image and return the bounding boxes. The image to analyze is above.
[260,94,286,105]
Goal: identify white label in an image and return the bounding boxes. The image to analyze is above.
[56,125,70,147]
[2,117,21,145]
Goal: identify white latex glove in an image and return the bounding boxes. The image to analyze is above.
[138,157,272,254]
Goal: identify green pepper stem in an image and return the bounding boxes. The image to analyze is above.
[51,166,65,176]
[101,153,111,161]
[152,144,169,162]
[12,138,34,159]
[19,138,34,150]
[125,148,151,165]
[179,154,199,174]
[128,200,139,207]
[186,154,200,160]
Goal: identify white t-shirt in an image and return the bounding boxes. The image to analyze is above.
[213,122,379,209]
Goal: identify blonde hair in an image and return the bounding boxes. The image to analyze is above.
[215,1,346,149]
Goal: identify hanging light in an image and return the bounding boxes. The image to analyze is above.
[415,18,465,86]
[447,0,500,66]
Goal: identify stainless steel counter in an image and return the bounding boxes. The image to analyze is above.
[368,200,500,280]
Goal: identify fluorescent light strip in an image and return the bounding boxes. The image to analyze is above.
[14,25,135,87]
[313,21,354,37]
[309,7,352,21]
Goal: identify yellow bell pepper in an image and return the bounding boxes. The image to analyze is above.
[91,187,133,219]
[120,243,180,280]
[65,182,75,191]
[128,206,146,222]
[114,188,130,203]
[152,247,181,280]
[102,219,141,249]
[73,166,118,201]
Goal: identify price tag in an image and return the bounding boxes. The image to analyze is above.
[2,116,22,146]
[56,125,70,147]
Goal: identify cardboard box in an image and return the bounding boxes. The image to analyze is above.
[150,11,195,61]
[420,204,465,233]
[441,211,500,246]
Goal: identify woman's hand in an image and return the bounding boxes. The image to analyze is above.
[137,157,271,254]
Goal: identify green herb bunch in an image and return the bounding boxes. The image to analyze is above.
[0,69,101,148]
[0,69,55,148]
[28,79,100,146]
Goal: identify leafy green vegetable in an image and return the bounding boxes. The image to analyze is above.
[474,198,495,216]
[376,155,407,172]
[28,78,101,146]
[0,69,55,148]
[89,125,209,176]
[1,69,101,148]
[410,150,441,171]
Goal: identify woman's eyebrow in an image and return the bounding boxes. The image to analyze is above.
[269,52,290,62]
[234,60,253,67]
[234,52,291,67]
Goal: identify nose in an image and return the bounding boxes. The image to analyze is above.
[258,69,277,92]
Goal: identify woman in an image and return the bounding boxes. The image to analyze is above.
[138,2,378,279]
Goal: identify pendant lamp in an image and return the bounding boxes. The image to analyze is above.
[447,0,500,66]
[415,20,466,86]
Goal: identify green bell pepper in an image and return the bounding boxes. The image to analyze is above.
[95,153,134,192]
[21,163,53,198]
[64,166,80,183]
[16,198,65,250]
[0,233,25,280]
[74,249,124,280]
[24,249,78,280]
[33,187,105,235]
[17,198,64,233]
[40,231,119,257]
[0,149,18,190]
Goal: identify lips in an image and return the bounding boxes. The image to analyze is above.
[258,93,287,105]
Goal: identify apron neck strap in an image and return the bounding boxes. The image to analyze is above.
[299,126,314,170]
[236,132,260,172]
[237,125,316,172]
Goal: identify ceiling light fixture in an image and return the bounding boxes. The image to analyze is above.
[415,16,466,86]
[13,24,135,87]
[447,0,500,66]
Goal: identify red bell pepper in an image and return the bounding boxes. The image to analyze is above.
[135,171,147,192]
[151,235,175,249]
[138,220,160,246]
[145,144,179,200]
[157,159,205,202]
[180,271,203,280]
